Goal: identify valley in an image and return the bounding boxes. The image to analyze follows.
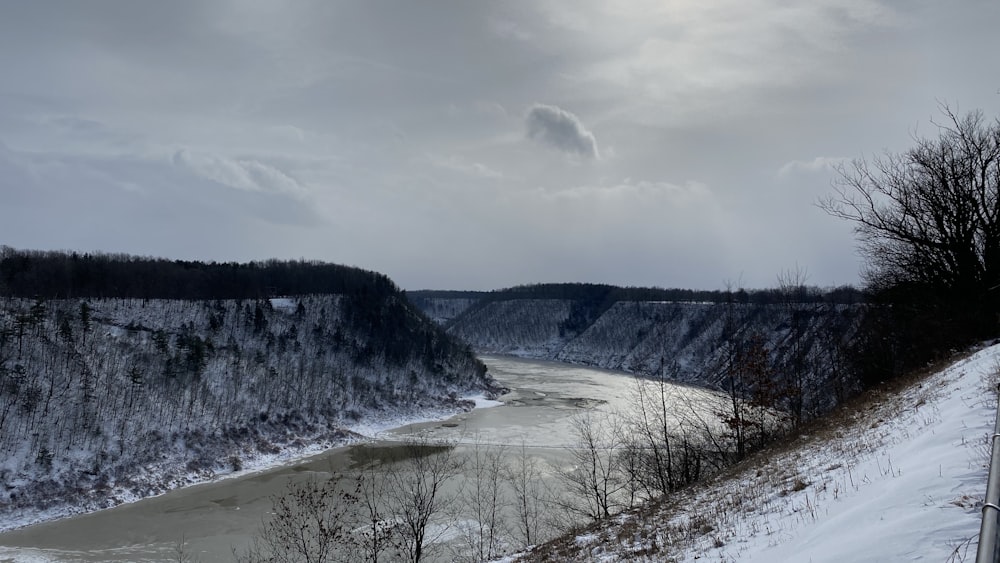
[0,356,723,562]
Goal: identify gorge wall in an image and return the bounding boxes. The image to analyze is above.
[413,293,863,413]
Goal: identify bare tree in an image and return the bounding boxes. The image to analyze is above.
[234,476,352,563]
[453,438,509,563]
[623,369,676,498]
[555,411,628,522]
[348,449,400,563]
[503,439,550,548]
[172,534,197,563]
[776,264,811,426]
[382,436,464,563]
[715,279,781,461]
[741,331,780,442]
[820,106,1000,340]
[621,367,722,498]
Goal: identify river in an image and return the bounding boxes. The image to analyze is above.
[0,356,723,562]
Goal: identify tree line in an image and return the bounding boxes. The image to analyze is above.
[411,282,866,309]
[0,247,399,301]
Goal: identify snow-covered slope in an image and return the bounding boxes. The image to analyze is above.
[442,298,862,413]
[447,300,860,378]
[517,343,999,562]
[0,294,496,531]
[406,295,480,324]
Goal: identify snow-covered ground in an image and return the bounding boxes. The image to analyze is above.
[527,343,999,562]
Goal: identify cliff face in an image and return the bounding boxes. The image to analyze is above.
[424,297,862,411]
[0,294,492,519]
[406,296,480,325]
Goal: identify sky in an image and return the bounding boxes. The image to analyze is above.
[1,1,998,291]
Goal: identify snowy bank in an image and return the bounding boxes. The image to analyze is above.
[526,343,999,562]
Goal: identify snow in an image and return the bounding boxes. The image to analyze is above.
[561,343,999,562]
[268,297,298,312]
[466,393,505,409]
[707,345,995,562]
[339,395,498,439]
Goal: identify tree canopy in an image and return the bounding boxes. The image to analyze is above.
[0,247,398,301]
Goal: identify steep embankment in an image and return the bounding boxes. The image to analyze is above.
[515,343,998,562]
[406,291,482,324]
[437,296,861,403]
[0,253,496,529]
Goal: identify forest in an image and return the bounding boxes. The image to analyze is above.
[0,247,400,301]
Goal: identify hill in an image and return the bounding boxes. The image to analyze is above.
[0,249,498,529]
[412,283,865,416]
[510,343,998,561]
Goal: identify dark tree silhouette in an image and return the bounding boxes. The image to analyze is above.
[821,107,1000,380]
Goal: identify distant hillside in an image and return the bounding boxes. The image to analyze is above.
[412,283,865,415]
[406,290,486,324]
[0,249,497,524]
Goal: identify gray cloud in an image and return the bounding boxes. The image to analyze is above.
[2,1,997,290]
[525,104,600,160]
[777,156,849,178]
[424,153,503,179]
[172,149,309,198]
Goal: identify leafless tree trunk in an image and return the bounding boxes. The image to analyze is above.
[233,476,352,563]
[624,369,677,497]
[348,449,399,563]
[719,282,749,461]
[503,439,550,548]
[453,437,509,562]
[382,436,464,563]
[777,264,812,426]
[555,411,627,522]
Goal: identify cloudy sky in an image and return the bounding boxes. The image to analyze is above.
[1,1,997,291]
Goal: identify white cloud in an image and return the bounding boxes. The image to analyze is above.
[525,104,600,160]
[582,0,897,126]
[541,179,713,206]
[172,149,308,198]
[425,154,503,179]
[777,156,849,178]
[490,18,532,41]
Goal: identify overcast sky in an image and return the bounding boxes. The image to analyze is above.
[1,1,998,291]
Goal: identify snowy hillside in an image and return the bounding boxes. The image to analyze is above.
[514,343,998,562]
[0,293,497,530]
[406,294,481,324]
[437,297,862,414]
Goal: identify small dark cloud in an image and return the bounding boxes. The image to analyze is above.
[525,103,599,160]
